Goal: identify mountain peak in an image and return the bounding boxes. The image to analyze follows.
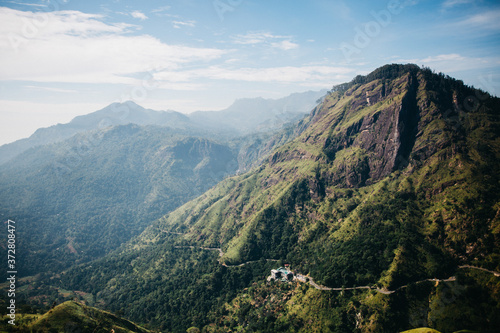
[331,63,420,93]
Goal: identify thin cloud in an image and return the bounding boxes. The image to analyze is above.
[0,8,134,38]
[131,10,148,20]
[458,9,500,30]
[151,6,179,18]
[271,40,299,51]
[4,1,48,7]
[232,32,279,45]
[398,53,493,73]
[0,8,226,85]
[172,20,196,29]
[442,0,474,9]
[232,31,299,51]
[25,85,78,93]
[154,65,354,85]
[420,54,466,62]
[152,6,171,13]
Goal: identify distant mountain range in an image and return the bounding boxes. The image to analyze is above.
[0,90,323,280]
[0,90,326,165]
[189,90,327,133]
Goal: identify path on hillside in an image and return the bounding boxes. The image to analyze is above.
[172,245,499,295]
[173,246,279,267]
[459,265,500,277]
[295,273,458,294]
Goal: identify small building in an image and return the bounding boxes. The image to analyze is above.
[271,269,282,280]
[269,267,294,282]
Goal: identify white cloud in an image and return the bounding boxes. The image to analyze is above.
[0,8,130,38]
[420,54,466,62]
[271,40,299,51]
[25,85,78,93]
[154,65,354,85]
[232,32,278,45]
[442,0,474,9]
[172,20,196,29]
[131,10,148,20]
[232,31,299,51]
[5,1,48,8]
[0,8,226,85]
[398,53,493,73]
[152,6,171,13]
[458,9,500,30]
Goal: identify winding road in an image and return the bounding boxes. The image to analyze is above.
[459,265,500,277]
[172,245,499,295]
[296,275,458,294]
[174,245,279,267]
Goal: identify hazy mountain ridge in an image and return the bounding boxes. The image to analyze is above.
[0,102,190,166]
[189,90,327,134]
[56,64,500,332]
[0,107,313,282]
[0,124,243,278]
[0,91,326,165]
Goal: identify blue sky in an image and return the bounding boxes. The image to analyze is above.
[0,0,499,145]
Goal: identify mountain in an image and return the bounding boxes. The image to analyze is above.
[0,301,151,332]
[0,91,325,165]
[0,101,190,165]
[0,124,242,278]
[0,91,320,279]
[189,90,327,134]
[54,64,500,332]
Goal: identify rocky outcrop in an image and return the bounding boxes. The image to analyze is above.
[320,71,421,187]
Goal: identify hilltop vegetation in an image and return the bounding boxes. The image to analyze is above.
[0,301,151,332]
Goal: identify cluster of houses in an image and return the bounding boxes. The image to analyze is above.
[268,267,294,282]
[267,264,311,284]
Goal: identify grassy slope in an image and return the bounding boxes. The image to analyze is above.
[0,301,151,333]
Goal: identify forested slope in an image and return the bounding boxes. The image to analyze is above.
[56,64,500,332]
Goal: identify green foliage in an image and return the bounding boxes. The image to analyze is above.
[59,245,277,332]
[0,301,151,332]
[29,301,151,333]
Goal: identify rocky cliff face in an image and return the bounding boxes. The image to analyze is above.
[321,70,420,186]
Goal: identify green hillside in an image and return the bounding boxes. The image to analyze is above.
[0,124,298,282]
[0,301,152,332]
[0,125,243,279]
[51,64,500,332]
